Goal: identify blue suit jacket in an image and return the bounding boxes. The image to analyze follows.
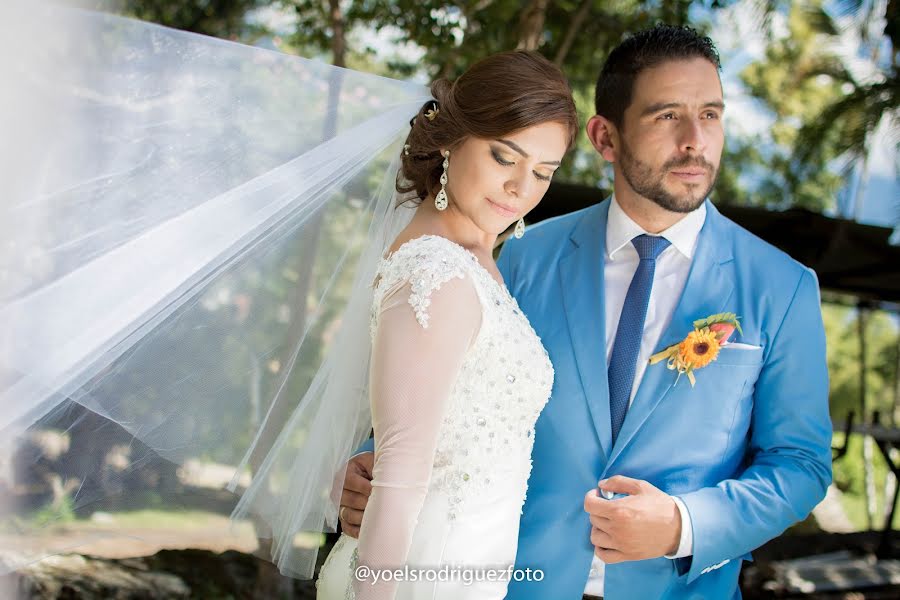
[496,199,832,599]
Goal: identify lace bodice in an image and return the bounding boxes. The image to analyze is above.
[353,235,553,599]
[373,235,553,517]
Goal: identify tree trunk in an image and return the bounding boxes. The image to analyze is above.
[247,67,346,561]
[438,0,496,78]
[852,149,871,222]
[884,331,900,528]
[893,334,900,426]
[554,0,592,66]
[329,0,346,68]
[885,448,898,528]
[517,0,551,50]
[857,306,876,529]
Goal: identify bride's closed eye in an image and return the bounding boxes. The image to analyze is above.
[491,148,514,166]
[491,147,555,182]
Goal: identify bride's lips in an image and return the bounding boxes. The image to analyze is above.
[486,198,518,218]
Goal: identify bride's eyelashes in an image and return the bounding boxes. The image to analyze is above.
[490,147,554,182]
[491,148,514,166]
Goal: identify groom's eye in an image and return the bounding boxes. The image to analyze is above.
[658,113,676,120]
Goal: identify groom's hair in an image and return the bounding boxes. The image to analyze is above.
[594,24,720,129]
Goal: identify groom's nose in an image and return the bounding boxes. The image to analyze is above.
[677,117,708,155]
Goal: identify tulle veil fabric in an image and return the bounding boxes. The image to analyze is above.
[0,1,430,578]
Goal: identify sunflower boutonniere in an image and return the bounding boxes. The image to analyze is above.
[649,312,743,387]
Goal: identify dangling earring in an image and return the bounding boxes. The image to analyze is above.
[435,150,449,211]
[514,218,525,239]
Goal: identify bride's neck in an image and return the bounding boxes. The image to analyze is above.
[398,198,497,257]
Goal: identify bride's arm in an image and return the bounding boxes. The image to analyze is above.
[354,274,481,599]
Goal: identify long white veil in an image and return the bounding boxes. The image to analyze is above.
[0,1,429,578]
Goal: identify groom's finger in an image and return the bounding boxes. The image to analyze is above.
[338,505,363,539]
[590,526,619,550]
[341,506,364,527]
[594,547,627,564]
[598,475,643,496]
[589,514,614,530]
[344,470,373,497]
[341,490,369,511]
[342,523,360,538]
[584,489,614,518]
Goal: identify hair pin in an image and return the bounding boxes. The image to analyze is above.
[424,101,439,121]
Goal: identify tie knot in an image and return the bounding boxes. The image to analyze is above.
[631,234,670,261]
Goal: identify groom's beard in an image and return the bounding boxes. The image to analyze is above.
[618,140,718,214]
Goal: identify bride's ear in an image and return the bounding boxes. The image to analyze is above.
[586,115,617,163]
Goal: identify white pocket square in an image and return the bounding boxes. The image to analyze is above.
[723,343,762,350]
[700,559,730,574]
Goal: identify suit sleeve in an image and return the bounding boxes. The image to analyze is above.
[678,268,832,582]
[354,438,375,456]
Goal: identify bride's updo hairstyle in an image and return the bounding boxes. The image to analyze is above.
[397,50,578,203]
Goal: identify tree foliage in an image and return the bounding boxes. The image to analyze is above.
[734,0,898,211]
[97,0,271,39]
[101,1,896,216]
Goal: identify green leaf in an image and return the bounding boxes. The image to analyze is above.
[692,312,741,331]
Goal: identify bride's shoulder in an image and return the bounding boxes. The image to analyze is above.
[380,235,475,280]
[375,235,480,328]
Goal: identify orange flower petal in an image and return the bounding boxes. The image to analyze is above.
[678,329,720,369]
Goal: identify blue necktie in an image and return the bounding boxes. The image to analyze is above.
[608,234,671,445]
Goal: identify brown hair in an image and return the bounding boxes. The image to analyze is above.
[397,50,579,203]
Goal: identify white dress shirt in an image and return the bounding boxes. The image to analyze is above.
[584,196,707,597]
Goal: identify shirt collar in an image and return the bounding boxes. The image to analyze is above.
[606,195,707,261]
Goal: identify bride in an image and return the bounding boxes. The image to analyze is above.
[316,52,577,599]
[1,6,573,600]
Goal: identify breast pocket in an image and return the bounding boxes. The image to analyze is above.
[662,346,764,439]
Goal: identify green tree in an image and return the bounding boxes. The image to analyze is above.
[92,0,271,40]
[730,0,897,212]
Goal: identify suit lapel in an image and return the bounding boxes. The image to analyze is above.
[560,201,612,460]
[606,201,735,467]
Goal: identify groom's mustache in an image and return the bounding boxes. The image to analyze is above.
[662,156,715,173]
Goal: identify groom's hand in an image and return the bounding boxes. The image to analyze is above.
[584,475,681,563]
[339,452,374,538]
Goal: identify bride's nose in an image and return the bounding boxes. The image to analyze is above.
[504,172,533,199]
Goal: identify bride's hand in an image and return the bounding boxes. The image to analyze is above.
[339,452,374,538]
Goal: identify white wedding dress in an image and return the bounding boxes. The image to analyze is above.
[316,235,554,600]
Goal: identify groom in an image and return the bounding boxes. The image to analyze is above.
[340,25,831,599]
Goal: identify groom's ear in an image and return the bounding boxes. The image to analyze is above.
[586,115,618,163]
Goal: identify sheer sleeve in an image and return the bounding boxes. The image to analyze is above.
[353,264,482,600]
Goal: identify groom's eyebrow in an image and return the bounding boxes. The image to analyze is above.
[641,101,725,116]
[496,139,561,166]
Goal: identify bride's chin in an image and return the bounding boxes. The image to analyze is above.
[471,217,510,237]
